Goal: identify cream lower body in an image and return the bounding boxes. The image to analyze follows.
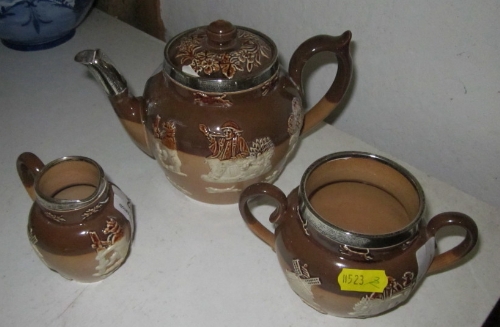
[156,140,292,204]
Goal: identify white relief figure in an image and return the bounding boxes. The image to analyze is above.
[350,272,416,317]
[283,97,304,164]
[285,259,324,313]
[153,115,186,176]
[205,186,241,194]
[199,122,274,183]
[288,97,304,135]
[89,217,129,277]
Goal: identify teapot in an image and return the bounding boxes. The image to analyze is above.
[75,20,352,204]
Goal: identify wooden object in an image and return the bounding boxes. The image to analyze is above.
[95,0,166,41]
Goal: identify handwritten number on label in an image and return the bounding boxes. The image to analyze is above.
[338,268,388,293]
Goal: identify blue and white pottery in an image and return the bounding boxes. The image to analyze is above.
[0,0,94,51]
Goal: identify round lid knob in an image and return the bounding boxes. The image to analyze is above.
[206,20,237,48]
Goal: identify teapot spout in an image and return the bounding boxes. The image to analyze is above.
[75,49,128,96]
[75,49,154,157]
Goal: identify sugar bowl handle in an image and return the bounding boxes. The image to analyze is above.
[239,183,288,251]
[289,31,353,133]
[426,211,478,274]
[16,152,45,201]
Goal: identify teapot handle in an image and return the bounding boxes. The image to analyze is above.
[238,183,289,251]
[289,31,353,134]
[16,152,45,201]
[426,212,478,274]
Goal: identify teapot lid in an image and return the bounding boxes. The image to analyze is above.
[163,20,279,93]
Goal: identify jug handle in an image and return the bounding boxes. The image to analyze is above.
[426,212,478,274]
[16,152,45,201]
[239,183,288,251]
[288,31,353,134]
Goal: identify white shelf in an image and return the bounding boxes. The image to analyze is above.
[0,9,498,327]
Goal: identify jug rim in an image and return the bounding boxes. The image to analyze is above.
[34,156,107,212]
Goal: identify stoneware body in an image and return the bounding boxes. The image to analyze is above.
[75,20,353,204]
[0,0,94,51]
[239,152,478,318]
[17,152,134,283]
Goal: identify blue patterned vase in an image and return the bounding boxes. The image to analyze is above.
[0,0,94,51]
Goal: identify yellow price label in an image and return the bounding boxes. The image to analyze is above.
[338,268,388,293]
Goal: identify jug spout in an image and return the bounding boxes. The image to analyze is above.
[75,49,153,157]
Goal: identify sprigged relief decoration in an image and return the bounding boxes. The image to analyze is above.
[176,30,271,79]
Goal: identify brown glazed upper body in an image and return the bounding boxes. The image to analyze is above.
[239,152,478,318]
[75,20,353,204]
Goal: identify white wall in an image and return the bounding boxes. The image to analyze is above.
[159,0,500,208]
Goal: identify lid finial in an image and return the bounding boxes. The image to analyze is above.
[207,20,237,49]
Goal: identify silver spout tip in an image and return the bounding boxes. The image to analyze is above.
[74,49,127,96]
[74,49,99,65]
